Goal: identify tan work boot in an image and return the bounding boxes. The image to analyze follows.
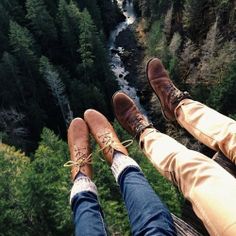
[146,58,190,121]
[84,109,128,165]
[67,118,92,180]
[112,91,153,139]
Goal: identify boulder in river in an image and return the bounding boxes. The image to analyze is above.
[111,48,119,54]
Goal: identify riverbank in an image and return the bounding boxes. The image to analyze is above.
[114,22,166,129]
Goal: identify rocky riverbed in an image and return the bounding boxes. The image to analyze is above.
[114,24,166,129]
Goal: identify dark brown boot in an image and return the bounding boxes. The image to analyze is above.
[67,118,93,180]
[84,109,128,165]
[146,58,190,121]
[112,91,153,139]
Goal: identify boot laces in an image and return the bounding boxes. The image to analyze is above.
[98,132,133,155]
[64,145,92,170]
[64,134,133,166]
[164,83,187,105]
[128,114,152,137]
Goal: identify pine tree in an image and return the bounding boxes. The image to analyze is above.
[57,0,79,61]
[23,128,72,235]
[40,56,73,127]
[75,0,103,31]
[183,0,213,42]
[0,0,25,24]
[78,9,95,79]
[97,0,126,35]
[0,3,9,56]
[9,20,38,77]
[26,0,57,45]
[208,63,236,114]
[0,144,30,235]
[0,52,21,106]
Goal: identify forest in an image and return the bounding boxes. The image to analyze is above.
[0,0,236,235]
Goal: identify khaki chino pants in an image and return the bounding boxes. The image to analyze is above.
[140,99,236,236]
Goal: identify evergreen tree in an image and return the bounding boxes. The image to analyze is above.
[9,20,38,78]
[183,0,213,42]
[75,0,103,31]
[0,144,30,235]
[69,80,108,117]
[0,0,25,24]
[9,21,49,151]
[26,0,57,46]
[24,128,72,235]
[57,0,80,64]
[0,3,10,56]
[96,0,125,36]
[78,9,95,80]
[208,63,236,114]
[40,56,73,127]
[0,52,24,106]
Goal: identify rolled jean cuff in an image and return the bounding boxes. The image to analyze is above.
[111,153,141,182]
[70,176,98,204]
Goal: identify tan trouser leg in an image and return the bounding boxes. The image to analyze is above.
[175,99,236,165]
[140,128,236,236]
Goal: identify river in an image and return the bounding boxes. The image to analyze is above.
[108,0,147,115]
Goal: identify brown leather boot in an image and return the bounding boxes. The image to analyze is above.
[146,58,190,121]
[112,91,153,139]
[67,118,93,180]
[84,109,128,165]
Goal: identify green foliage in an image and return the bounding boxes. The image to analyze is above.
[0,144,30,235]
[75,0,103,31]
[69,81,108,116]
[9,20,37,68]
[0,52,24,106]
[26,0,57,44]
[40,56,73,127]
[183,0,214,42]
[96,0,125,36]
[0,0,25,24]
[23,128,72,235]
[0,0,121,151]
[57,0,78,58]
[134,0,172,19]
[78,9,95,77]
[0,3,9,56]
[147,20,163,56]
[0,129,73,235]
[207,63,236,114]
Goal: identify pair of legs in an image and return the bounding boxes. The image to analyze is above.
[67,58,236,236]
[113,58,236,236]
[66,112,176,236]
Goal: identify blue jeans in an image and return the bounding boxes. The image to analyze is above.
[71,167,176,236]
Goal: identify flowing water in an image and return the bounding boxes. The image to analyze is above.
[108,0,147,115]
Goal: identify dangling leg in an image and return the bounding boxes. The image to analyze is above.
[85,109,176,236]
[67,118,107,236]
[113,92,236,236]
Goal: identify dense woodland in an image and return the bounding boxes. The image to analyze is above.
[1,0,236,235]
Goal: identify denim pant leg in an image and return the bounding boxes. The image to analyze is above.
[71,176,107,236]
[118,167,176,236]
